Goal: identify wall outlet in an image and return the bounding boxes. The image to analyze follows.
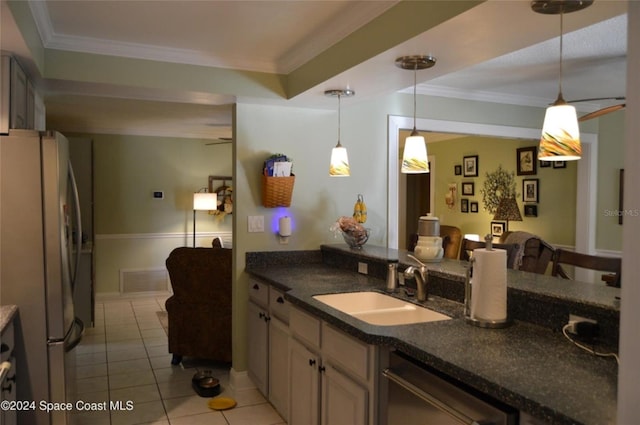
[358,262,368,274]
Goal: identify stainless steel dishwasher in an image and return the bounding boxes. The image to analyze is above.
[383,351,518,425]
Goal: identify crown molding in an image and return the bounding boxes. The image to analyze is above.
[29,0,398,75]
[409,84,604,112]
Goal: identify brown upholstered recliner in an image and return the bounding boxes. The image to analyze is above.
[165,246,232,365]
[499,231,554,274]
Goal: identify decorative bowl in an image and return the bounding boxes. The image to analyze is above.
[341,229,370,248]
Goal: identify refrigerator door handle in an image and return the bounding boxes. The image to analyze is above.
[65,317,85,353]
[68,159,82,293]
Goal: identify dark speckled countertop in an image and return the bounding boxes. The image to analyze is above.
[246,246,618,425]
[0,305,18,333]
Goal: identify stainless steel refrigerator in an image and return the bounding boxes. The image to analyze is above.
[1,129,84,425]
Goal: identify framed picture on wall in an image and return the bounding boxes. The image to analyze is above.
[454,164,462,175]
[470,201,479,213]
[462,182,475,196]
[539,160,551,168]
[522,178,539,203]
[553,161,567,169]
[463,155,478,177]
[517,146,537,175]
[524,204,538,217]
[461,198,469,213]
[491,221,506,238]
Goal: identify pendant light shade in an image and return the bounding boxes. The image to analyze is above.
[539,98,582,160]
[329,144,350,176]
[326,89,354,177]
[532,0,592,161]
[395,55,436,174]
[402,130,429,173]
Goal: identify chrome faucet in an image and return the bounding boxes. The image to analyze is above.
[403,255,428,302]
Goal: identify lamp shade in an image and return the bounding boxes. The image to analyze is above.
[539,103,581,161]
[401,132,429,173]
[329,145,350,177]
[193,192,217,210]
[493,197,523,222]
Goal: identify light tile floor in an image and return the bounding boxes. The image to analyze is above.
[70,296,285,425]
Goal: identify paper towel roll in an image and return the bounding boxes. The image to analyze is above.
[470,248,507,322]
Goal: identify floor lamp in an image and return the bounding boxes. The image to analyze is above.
[193,192,217,247]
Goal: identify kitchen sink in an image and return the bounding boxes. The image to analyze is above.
[312,291,451,326]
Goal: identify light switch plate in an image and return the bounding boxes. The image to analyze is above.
[248,215,265,233]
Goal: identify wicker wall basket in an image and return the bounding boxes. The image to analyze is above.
[262,174,295,207]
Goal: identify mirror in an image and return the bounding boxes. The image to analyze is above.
[387,115,598,276]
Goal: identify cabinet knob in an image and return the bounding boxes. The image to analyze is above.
[252,284,259,290]
[264,315,271,323]
[276,296,285,304]
[319,366,326,373]
[309,359,316,366]
[258,312,264,319]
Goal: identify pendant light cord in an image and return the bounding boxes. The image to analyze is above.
[413,64,418,130]
[337,93,342,147]
[558,12,564,99]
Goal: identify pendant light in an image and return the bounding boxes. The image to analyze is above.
[395,55,436,173]
[533,0,592,161]
[326,89,355,177]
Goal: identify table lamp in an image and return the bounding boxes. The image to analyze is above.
[193,191,217,247]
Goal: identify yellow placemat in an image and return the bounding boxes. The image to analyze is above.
[208,397,237,411]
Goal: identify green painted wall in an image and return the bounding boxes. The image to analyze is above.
[596,110,625,251]
[426,135,577,245]
[67,133,232,293]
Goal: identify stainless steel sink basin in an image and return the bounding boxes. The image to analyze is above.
[312,292,451,326]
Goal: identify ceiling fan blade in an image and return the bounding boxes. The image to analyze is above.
[205,137,233,145]
[568,96,625,104]
[578,104,626,122]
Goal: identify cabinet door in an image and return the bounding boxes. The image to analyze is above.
[289,337,319,425]
[9,59,27,129]
[269,316,289,421]
[26,79,35,129]
[321,363,368,425]
[247,301,268,396]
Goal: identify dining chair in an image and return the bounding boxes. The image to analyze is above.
[440,225,462,259]
[459,238,520,269]
[551,248,621,287]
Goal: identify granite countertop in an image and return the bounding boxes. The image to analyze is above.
[0,305,18,333]
[247,262,618,425]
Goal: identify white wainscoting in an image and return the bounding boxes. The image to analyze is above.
[94,232,232,295]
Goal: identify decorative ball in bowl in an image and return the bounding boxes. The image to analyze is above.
[341,229,370,248]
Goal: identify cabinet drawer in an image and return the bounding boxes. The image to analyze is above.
[290,307,321,350]
[322,323,370,382]
[269,288,290,323]
[248,278,269,308]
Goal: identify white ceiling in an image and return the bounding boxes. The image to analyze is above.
[0,0,628,139]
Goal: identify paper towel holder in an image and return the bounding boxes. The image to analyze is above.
[463,256,512,329]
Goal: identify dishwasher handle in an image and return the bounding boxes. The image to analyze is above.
[383,368,492,425]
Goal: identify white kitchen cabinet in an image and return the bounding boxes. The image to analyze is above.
[322,362,367,425]
[247,279,290,421]
[1,56,36,133]
[288,305,377,425]
[269,316,289,419]
[289,336,320,425]
[247,300,268,395]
